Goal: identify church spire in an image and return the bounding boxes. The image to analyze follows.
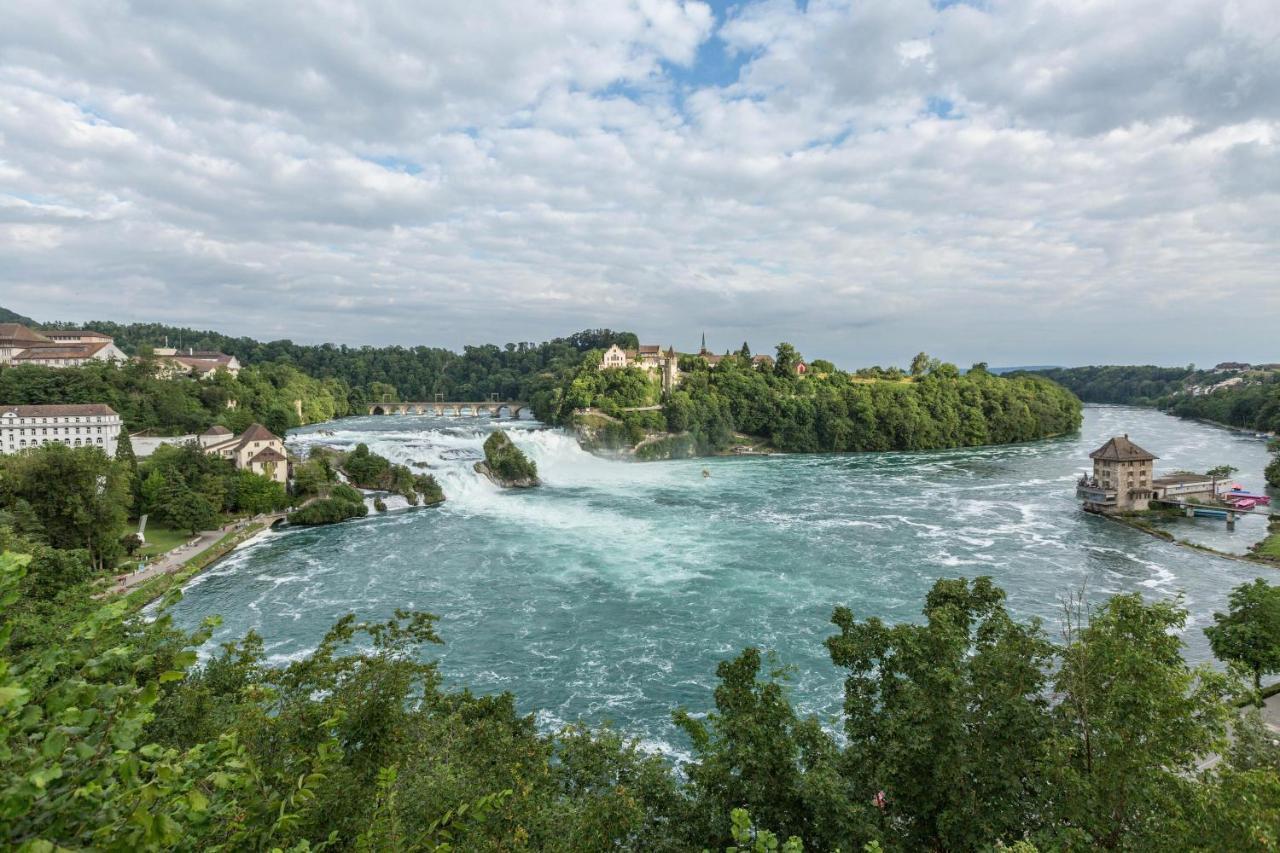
[701,331,706,352]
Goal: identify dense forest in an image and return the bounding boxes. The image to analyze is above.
[555,348,1083,457]
[1031,365,1280,437]
[4,523,1280,850]
[35,314,635,409]
[0,358,352,438]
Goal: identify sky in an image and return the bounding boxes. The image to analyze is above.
[1,0,1277,368]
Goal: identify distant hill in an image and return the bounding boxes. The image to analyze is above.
[0,305,36,326]
[988,365,1062,375]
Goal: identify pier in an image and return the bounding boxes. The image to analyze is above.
[1150,499,1279,532]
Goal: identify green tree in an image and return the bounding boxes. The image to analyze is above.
[773,343,801,378]
[825,577,1053,850]
[1047,592,1233,849]
[0,443,130,571]
[232,470,289,515]
[1206,464,1238,495]
[140,468,167,517]
[1205,579,1280,698]
[114,425,137,470]
[909,352,930,377]
[161,481,219,535]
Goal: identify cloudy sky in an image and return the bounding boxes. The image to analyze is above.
[2,1,1277,367]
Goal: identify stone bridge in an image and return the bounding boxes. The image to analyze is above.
[368,401,528,418]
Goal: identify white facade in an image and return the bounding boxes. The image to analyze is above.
[0,404,123,456]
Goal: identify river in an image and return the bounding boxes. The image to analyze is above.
[167,405,1277,759]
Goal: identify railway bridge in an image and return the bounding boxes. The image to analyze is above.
[368,401,528,418]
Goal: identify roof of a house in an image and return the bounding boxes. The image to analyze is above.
[201,425,232,436]
[236,423,280,447]
[637,345,662,354]
[44,329,113,340]
[0,324,53,345]
[13,342,110,360]
[1,404,118,418]
[1152,473,1214,486]
[248,447,287,464]
[1089,435,1158,462]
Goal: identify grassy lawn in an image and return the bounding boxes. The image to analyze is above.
[135,522,192,559]
[1256,523,1280,561]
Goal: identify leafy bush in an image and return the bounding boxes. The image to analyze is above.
[481,430,538,481]
[287,496,367,526]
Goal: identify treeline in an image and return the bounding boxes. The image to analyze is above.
[1030,365,1201,404]
[1030,365,1280,435]
[41,315,635,406]
[3,554,1278,850]
[1166,376,1280,435]
[556,348,1083,456]
[0,359,351,437]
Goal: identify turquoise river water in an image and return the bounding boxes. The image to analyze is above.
[168,405,1277,759]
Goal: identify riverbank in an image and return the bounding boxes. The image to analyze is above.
[116,515,282,611]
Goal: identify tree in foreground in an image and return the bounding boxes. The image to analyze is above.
[1205,578,1280,699]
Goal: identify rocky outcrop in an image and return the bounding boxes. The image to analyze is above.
[475,430,540,488]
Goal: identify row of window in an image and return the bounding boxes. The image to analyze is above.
[3,426,110,436]
[2,436,105,449]
[2,415,116,425]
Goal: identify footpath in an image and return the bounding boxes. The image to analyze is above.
[108,512,285,598]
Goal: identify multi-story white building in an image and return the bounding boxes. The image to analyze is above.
[0,404,123,456]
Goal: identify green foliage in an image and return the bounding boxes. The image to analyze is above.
[481,430,538,483]
[414,473,445,505]
[231,469,290,515]
[559,350,1081,456]
[0,442,130,570]
[1267,442,1280,489]
[1205,579,1280,696]
[1034,365,1280,436]
[288,496,368,526]
[339,443,419,502]
[0,359,351,437]
[826,577,1053,850]
[160,480,219,535]
[24,316,637,418]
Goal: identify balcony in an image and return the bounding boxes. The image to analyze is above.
[1077,476,1116,506]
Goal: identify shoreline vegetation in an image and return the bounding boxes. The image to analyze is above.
[554,349,1083,460]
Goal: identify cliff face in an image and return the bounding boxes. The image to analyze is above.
[475,430,540,488]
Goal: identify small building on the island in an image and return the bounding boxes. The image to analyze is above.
[0,404,123,456]
[1077,435,1157,511]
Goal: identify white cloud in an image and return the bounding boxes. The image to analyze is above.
[0,0,1276,366]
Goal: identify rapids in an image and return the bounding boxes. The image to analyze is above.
[167,405,1276,759]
